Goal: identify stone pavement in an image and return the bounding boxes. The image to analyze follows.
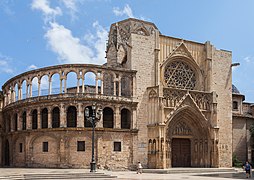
[0,168,251,180]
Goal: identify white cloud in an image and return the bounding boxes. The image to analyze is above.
[28,64,38,70]
[60,0,79,20]
[45,22,94,64]
[244,56,253,63]
[0,53,14,74]
[91,21,108,64]
[31,0,62,23]
[0,0,15,16]
[113,4,134,18]
[31,0,107,65]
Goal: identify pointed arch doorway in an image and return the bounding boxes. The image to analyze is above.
[166,107,211,168]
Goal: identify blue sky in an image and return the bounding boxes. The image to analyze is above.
[0,0,254,102]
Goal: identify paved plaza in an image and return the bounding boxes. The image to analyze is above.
[0,168,252,180]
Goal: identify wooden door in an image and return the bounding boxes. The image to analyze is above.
[172,138,191,167]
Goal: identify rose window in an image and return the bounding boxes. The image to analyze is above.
[164,61,196,90]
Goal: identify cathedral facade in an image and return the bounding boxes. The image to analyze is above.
[0,18,253,169]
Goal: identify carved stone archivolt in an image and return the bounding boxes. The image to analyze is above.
[172,121,192,136]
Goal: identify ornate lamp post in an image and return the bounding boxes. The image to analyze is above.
[85,103,102,172]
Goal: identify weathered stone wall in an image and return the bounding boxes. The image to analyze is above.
[129,32,156,167]
[8,129,135,169]
[211,49,232,167]
[232,117,247,162]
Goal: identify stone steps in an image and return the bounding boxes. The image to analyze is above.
[0,173,117,180]
[142,168,238,174]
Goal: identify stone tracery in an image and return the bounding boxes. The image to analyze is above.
[164,61,196,90]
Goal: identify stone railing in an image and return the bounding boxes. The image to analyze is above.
[2,64,136,107]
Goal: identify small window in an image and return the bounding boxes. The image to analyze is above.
[233,101,238,110]
[77,141,85,151]
[42,142,48,152]
[114,142,121,152]
[19,143,23,153]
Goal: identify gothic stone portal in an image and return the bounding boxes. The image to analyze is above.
[166,108,211,168]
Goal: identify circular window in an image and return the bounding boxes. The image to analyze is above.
[164,61,196,90]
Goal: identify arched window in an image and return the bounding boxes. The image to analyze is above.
[14,113,18,131]
[52,107,60,128]
[32,109,38,129]
[164,60,196,90]
[22,111,26,130]
[41,108,48,128]
[67,106,77,127]
[121,108,131,129]
[84,106,92,127]
[103,107,114,128]
[233,101,238,110]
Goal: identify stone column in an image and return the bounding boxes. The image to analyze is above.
[113,80,116,96]
[60,104,66,127]
[63,78,67,93]
[37,110,41,129]
[77,78,80,93]
[114,105,121,128]
[38,80,41,96]
[26,111,31,130]
[26,85,29,98]
[118,78,122,96]
[29,83,32,97]
[132,108,137,129]
[48,108,52,128]
[49,77,52,95]
[18,86,21,100]
[60,78,63,94]
[95,78,98,94]
[77,103,84,127]
[82,77,85,93]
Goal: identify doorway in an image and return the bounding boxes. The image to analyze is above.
[172,138,191,167]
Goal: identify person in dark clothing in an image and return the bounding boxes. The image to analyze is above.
[243,161,252,178]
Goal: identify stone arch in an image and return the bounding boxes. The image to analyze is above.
[31,76,39,97]
[161,56,202,90]
[40,74,49,96]
[66,71,77,93]
[103,107,114,128]
[31,109,38,129]
[29,134,59,167]
[52,106,60,128]
[84,105,93,127]
[67,106,77,127]
[121,108,131,129]
[41,108,48,129]
[84,71,96,93]
[51,73,61,94]
[22,111,26,130]
[165,106,211,168]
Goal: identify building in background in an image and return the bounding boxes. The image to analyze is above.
[0,18,253,169]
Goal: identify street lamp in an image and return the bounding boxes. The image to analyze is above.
[85,103,103,172]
